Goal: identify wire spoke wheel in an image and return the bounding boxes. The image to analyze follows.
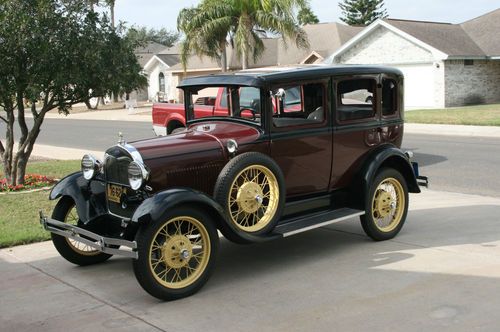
[360,168,409,241]
[148,216,211,289]
[227,165,279,233]
[64,205,100,256]
[371,178,405,232]
[51,197,112,266]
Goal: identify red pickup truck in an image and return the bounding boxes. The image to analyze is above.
[153,87,263,136]
[152,86,302,135]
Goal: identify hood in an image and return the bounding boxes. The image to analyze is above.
[131,121,261,161]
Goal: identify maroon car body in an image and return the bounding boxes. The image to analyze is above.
[41,65,426,301]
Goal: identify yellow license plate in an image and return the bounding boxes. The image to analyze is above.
[107,184,126,203]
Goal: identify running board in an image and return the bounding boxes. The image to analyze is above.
[273,208,365,237]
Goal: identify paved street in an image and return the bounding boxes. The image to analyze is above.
[2,189,500,331]
[6,116,500,197]
[403,134,500,197]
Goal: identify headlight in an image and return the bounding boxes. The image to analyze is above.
[128,161,149,190]
[81,154,101,180]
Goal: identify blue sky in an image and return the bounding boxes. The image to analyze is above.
[113,0,499,31]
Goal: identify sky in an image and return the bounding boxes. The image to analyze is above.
[113,0,499,31]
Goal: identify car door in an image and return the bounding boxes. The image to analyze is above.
[331,75,382,189]
[269,79,332,198]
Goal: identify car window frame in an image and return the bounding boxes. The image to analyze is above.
[334,75,379,126]
[380,74,401,120]
[270,79,329,132]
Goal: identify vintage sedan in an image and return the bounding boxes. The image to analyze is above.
[40,65,427,300]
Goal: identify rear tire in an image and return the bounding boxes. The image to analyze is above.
[360,168,409,241]
[51,197,113,266]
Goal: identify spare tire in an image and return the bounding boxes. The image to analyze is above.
[214,152,285,235]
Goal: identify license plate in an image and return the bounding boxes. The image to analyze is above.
[107,184,125,203]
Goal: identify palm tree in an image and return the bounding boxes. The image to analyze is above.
[86,0,116,28]
[178,6,231,72]
[178,0,309,71]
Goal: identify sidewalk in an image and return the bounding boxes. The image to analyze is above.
[30,106,152,123]
[405,123,500,138]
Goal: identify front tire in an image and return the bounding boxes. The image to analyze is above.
[51,197,113,266]
[360,168,409,241]
[133,207,219,301]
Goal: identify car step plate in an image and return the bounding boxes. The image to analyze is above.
[274,208,365,237]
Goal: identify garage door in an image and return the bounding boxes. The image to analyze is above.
[395,64,435,109]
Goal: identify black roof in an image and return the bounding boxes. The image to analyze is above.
[177,65,403,88]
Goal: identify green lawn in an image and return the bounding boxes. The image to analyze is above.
[405,104,500,126]
[0,159,79,248]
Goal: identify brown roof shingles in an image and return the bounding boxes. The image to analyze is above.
[461,8,500,56]
[384,8,500,57]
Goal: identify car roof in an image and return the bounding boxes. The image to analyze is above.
[178,64,403,88]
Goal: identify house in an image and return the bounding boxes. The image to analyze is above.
[134,43,181,102]
[145,23,362,102]
[325,8,500,108]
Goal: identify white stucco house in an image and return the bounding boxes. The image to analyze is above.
[326,8,500,108]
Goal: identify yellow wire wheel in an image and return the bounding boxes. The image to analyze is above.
[214,152,285,238]
[360,168,409,241]
[148,216,211,289]
[228,165,279,232]
[51,197,112,266]
[133,207,219,300]
[371,177,405,232]
[64,205,101,256]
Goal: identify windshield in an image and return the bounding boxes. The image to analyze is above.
[186,85,262,125]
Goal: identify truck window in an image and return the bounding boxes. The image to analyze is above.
[187,86,261,124]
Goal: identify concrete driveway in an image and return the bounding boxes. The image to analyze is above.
[2,189,500,332]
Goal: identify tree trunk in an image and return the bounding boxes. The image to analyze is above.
[15,153,28,185]
[0,103,15,184]
[110,2,115,29]
[85,98,99,110]
[220,40,227,72]
[242,49,249,70]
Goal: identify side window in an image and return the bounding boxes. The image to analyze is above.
[273,83,325,128]
[337,79,376,122]
[382,79,398,116]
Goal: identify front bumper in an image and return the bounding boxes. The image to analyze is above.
[40,211,138,259]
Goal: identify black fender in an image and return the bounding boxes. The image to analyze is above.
[351,145,420,207]
[49,172,108,223]
[131,187,279,244]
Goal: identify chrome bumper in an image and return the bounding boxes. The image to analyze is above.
[39,211,138,259]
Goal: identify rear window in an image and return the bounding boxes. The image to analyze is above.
[337,79,376,122]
